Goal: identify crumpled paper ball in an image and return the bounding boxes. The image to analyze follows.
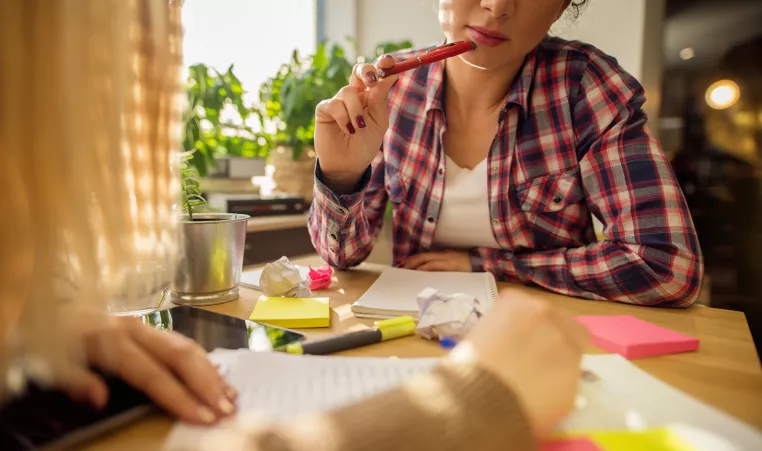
[258,256,313,298]
[415,287,484,341]
[308,265,333,290]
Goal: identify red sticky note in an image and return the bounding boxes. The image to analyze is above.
[576,315,700,359]
[541,437,603,451]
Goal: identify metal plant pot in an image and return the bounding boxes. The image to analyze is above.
[170,212,249,305]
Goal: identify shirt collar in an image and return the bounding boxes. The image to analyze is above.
[422,43,541,119]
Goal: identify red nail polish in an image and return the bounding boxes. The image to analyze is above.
[347,122,355,134]
[357,116,366,128]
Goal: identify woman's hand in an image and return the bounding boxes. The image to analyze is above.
[314,55,399,193]
[447,288,589,438]
[61,315,236,425]
[403,250,472,272]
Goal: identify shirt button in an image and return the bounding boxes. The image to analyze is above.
[490,163,499,173]
[553,196,563,204]
[427,217,435,223]
[438,168,444,175]
[329,233,338,240]
[337,207,347,215]
[492,218,500,226]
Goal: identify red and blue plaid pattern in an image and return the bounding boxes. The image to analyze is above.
[309,36,703,307]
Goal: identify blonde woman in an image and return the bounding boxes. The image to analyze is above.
[0,1,587,450]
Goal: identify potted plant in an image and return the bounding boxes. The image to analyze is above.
[183,63,272,179]
[257,42,351,202]
[258,40,412,202]
[169,150,249,305]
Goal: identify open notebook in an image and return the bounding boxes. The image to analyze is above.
[350,267,498,319]
[166,351,762,451]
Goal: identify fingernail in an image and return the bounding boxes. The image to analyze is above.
[357,116,366,128]
[366,71,377,83]
[226,387,237,400]
[198,406,216,424]
[347,122,355,134]
[218,397,236,415]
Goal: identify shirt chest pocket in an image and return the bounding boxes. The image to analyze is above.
[517,170,585,212]
[513,169,590,248]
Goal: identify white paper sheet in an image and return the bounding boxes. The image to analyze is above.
[240,265,310,290]
[211,350,438,418]
[166,351,762,451]
[567,354,762,449]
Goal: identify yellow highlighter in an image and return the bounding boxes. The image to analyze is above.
[283,316,417,355]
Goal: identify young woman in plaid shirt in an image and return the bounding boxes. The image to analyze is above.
[310,0,703,307]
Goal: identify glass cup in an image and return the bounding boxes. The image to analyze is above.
[108,262,170,316]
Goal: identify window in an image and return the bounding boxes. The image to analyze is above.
[182,0,317,106]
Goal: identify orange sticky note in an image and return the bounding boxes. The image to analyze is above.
[575,315,699,359]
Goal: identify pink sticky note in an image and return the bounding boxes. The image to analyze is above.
[541,437,603,451]
[576,315,700,359]
[308,265,333,291]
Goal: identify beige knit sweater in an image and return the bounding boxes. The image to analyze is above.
[166,362,537,451]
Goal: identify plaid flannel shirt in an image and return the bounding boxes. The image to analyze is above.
[308,36,703,307]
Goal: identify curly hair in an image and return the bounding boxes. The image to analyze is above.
[568,0,589,18]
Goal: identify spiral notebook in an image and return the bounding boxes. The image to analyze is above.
[350,267,499,319]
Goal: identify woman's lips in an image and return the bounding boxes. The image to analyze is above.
[466,26,508,47]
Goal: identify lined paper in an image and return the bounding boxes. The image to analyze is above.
[168,352,762,451]
[212,349,438,419]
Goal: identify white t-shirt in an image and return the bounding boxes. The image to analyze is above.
[432,155,501,249]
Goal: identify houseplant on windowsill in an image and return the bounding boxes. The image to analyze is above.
[169,150,249,306]
[184,63,271,179]
[258,42,352,202]
[259,40,412,203]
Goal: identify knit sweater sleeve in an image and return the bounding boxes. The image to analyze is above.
[166,362,537,451]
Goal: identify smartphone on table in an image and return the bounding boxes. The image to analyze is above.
[0,306,305,451]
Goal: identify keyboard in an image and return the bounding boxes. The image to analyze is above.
[0,375,153,450]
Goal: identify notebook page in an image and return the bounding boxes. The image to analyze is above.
[353,267,497,312]
[168,352,762,451]
[213,349,439,419]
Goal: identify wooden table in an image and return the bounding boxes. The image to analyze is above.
[84,256,762,450]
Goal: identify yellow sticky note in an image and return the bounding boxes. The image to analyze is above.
[250,296,330,328]
[547,428,697,451]
[590,428,696,451]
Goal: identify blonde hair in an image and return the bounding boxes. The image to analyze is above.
[0,0,183,396]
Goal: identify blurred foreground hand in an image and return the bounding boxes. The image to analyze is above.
[448,288,589,437]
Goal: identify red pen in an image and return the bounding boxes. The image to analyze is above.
[377,40,477,78]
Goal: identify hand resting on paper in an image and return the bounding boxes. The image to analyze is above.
[59,315,237,425]
[447,288,589,437]
[403,250,472,272]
